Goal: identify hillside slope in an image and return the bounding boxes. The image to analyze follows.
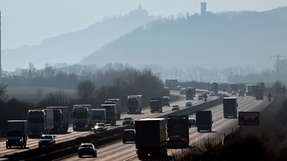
[4,6,157,70]
[81,7,287,70]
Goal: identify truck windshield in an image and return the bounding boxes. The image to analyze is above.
[7,131,23,137]
[128,99,138,107]
[73,110,88,119]
[28,115,44,122]
[92,112,105,120]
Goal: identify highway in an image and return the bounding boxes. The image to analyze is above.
[58,96,268,161]
[0,92,216,158]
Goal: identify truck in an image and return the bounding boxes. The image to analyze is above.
[27,110,46,138]
[72,105,91,131]
[90,109,106,126]
[44,109,54,133]
[101,104,117,126]
[135,118,168,160]
[161,96,170,107]
[127,95,143,114]
[196,111,213,132]
[246,85,256,96]
[167,116,189,149]
[254,83,265,100]
[210,82,219,95]
[104,98,121,120]
[165,79,178,90]
[150,97,163,113]
[223,97,238,119]
[6,120,27,149]
[185,87,196,100]
[46,106,71,133]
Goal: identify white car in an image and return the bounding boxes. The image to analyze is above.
[93,123,107,133]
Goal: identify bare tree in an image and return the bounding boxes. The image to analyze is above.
[77,80,96,99]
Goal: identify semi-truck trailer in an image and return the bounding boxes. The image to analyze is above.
[90,109,106,126]
[150,97,163,113]
[167,116,189,149]
[44,109,54,133]
[162,96,170,107]
[6,120,27,149]
[223,97,238,119]
[27,110,46,138]
[72,105,91,131]
[186,87,196,100]
[104,98,121,120]
[196,111,213,132]
[101,104,117,126]
[46,106,71,133]
[127,95,143,114]
[135,118,168,160]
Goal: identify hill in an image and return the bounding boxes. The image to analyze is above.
[3,6,157,70]
[81,7,287,70]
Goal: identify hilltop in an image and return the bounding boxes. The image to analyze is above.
[81,7,287,70]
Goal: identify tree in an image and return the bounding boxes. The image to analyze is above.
[0,83,7,101]
[77,80,96,99]
[38,91,70,106]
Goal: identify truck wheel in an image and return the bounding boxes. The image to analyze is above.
[137,150,147,160]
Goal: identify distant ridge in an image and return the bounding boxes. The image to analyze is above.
[81,7,287,70]
[4,6,157,70]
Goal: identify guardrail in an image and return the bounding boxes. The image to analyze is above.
[2,96,223,161]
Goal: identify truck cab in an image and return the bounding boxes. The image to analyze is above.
[6,120,27,149]
[223,97,238,119]
[167,116,189,149]
[72,105,91,131]
[196,111,213,132]
[135,118,168,160]
[150,98,163,113]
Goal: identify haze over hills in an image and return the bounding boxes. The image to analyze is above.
[81,7,287,70]
[3,6,157,70]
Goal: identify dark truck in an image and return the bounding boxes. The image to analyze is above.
[254,83,265,100]
[196,111,213,132]
[186,87,196,100]
[6,120,27,149]
[167,116,189,149]
[150,97,163,113]
[223,97,238,119]
[135,118,168,160]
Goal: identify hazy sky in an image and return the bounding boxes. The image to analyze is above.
[0,0,287,49]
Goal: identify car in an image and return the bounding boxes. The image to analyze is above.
[189,117,196,127]
[122,117,135,127]
[172,105,180,111]
[185,101,193,107]
[209,92,215,96]
[78,143,97,158]
[38,134,56,148]
[93,123,107,133]
[122,129,136,144]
